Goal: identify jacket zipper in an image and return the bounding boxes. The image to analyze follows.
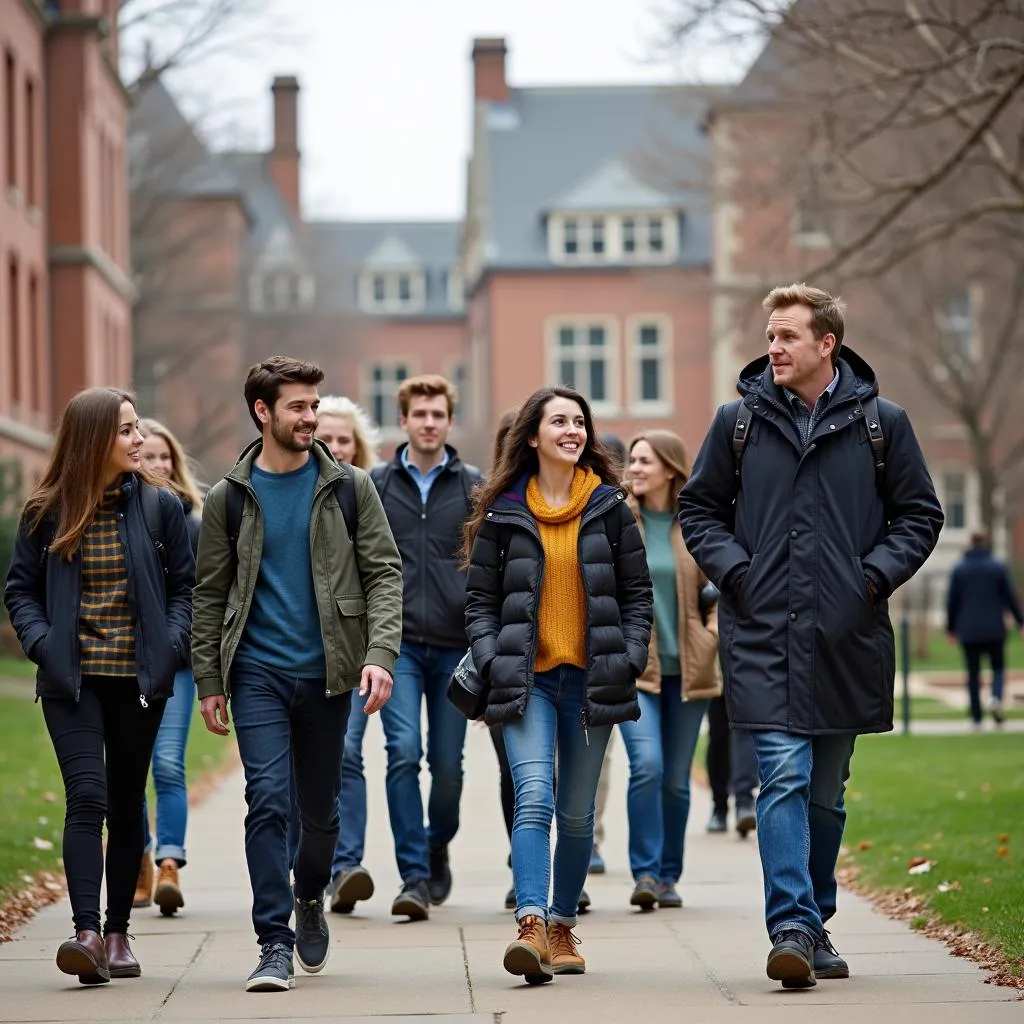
[308,476,337,698]
[120,509,151,707]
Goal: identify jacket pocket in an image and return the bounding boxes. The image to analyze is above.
[334,595,369,672]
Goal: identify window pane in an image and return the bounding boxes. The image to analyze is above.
[398,274,412,301]
[559,360,576,388]
[623,218,636,253]
[373,275,386,301]
[588,326,605,349]
[559,326,575,348]
[372,394,385,427]
[648,217,664,252]
[591,218,605,254]
[641,358,660,402]
[396,365,409,382]
[589,358,606,402]
[943,472,966,530]
[563,219,578,254]
[639,324,659,347]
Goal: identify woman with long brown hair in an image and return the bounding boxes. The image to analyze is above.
[132,419,204,916]
[621,430,720,910]
[4,388,195,986]
[464,386,652,984]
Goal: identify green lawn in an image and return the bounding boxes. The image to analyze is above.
[0,695,234,903]
[843,732,1024,976]
[897,629,1024,673]
[0,655,37,681]
[898,696,1024,722]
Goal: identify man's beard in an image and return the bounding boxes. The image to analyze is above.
[270,415,313,453]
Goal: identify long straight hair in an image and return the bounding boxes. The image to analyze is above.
[140,418,205,511]
[627,430,691,507]
[24,387,159,559]
[463,386,619,559]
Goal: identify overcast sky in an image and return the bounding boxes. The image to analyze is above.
[153,0,751,222]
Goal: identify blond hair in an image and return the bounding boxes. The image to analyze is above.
[316,395,381,470]
[140,418,205,511]
[763,283,846,366]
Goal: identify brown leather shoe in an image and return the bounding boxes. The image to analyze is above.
[547,922,585,974]
[133,854,154,908]
[154,860,184,916]
[104,932,142,978]
[503,915,553,985]
[56,930,110,985]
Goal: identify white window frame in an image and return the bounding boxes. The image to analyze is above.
[249,271,314,311]
[940,468,970,535]
[358,270,426,314]
[545,316,620,417]
[548,213,678,265]
[446,266,464,312]
[625,314,674,415]
[365,361,414,440]
[935,286,979,364]
[444,357,469,422]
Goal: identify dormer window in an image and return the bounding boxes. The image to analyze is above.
[250,271,314,312]
[549,212,677,265]
[358,269,426,314]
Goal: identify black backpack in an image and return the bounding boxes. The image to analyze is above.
[731,395,887,490]
[223,468,358,568]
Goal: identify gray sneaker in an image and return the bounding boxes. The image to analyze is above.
[293,891,330,974]
[246,942,294,992]
[330,865,375,914]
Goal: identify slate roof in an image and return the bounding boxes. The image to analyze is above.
[476,84,722,270]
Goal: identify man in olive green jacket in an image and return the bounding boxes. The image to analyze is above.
[192,357,403,993]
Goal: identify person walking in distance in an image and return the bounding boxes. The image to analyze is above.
[705,696,758,838]
[133,419,205,917]
[191,358,403,992]
[283,395,384,914]
[4,388,195,985]
[465,387,652,983]
[680,284,943,989]
[946,531,1024,727]
[368,374,481,921]
[622,430,720,911]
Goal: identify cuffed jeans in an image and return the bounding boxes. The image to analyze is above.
[43,677,165,935]
[751,730,856,943]
[379,641,467,882]
[231,662,350,948]
[143,667,194,865]
[619,679,707,882]
[503,665,611,927]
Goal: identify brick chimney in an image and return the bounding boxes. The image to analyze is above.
[269,75,301,218]
[472,38,508,104]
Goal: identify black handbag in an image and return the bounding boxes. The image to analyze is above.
[446,647,490,720]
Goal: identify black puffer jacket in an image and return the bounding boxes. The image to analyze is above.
[465,475,653,727]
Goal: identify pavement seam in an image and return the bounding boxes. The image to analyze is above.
[690,946,741,1005]
[458,925,476,1013]
[151,930,212,1020]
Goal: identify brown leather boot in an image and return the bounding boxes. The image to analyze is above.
[56,930,110,985]
[133,853,154,908]
[547,922,586,974]
[502,914,553,985]
[154,860,184,917]
[104,932,142,978]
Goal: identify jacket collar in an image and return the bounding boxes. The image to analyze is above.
[226,437,343,488]
[492,471,619,513]
[389,442,464,474]
[736,347,879,409]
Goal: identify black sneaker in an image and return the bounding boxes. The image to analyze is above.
[505,885,516,910]
[736,803,756,838]
[427,845,452,905]
[293,891,329,974]
[657,882,683,908]
[630,875,659,910]
[577,888,591,914]
[707,809,728,833]
[588,843,606,874]
[391,879,430,921]
[246,942,295,992]
[329,865,375,914]
[813,930,850,979]
[766,929,816,988]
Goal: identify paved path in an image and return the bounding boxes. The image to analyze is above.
[1,716,1020,1023]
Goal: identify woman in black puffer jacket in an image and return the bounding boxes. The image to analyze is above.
[464,386,652,985]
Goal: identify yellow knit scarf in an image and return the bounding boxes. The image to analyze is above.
[526,467,602,672]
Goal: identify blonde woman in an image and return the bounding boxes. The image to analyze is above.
[134,419,204,916]
[621,430,720,911]
[315,395,381,468]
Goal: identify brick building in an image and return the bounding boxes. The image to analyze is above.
[0,0,132,481]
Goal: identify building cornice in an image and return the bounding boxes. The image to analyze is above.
[0,415,52,452]
[49,246,137,303]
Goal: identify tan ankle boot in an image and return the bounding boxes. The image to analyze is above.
[503,915,553,985]
[154,860,184,916]
[133,854,154,908]
[548,922,585,974]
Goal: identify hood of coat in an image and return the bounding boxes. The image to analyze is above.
[736,346,879,408]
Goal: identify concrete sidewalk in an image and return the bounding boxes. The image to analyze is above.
[1,716,1019,1023]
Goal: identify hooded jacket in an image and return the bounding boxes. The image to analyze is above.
[678,349,943,734]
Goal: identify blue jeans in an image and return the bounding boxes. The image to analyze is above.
[751,731,857,943]
[379,641,467,882]
[143,667,195,865]
[503,665,612,927]
[619,679,707,883]
[231,662,351,948]
[286,688,370,879]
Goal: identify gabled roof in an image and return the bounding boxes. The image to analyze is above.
[545,157,678,214]
[475,83,723,270]
[362,235,423,270]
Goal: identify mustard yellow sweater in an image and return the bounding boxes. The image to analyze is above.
[526,467,601,672]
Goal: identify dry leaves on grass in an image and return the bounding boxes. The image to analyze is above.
[0,872,65,943]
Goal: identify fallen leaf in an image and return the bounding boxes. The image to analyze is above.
[981,906,990,913]
[37,816,47,826]
[937,881,962,893]
[857,840,873,851]
[40,792,56,803]
[31,837,53,851]
[983,878,992,886]
[998,834,1009,843]
[908,859,935,875]
[996,847,1010,858]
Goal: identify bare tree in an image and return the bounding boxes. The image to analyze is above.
[664,0,1024,280]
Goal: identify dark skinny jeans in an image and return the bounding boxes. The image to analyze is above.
[43,676,165,935]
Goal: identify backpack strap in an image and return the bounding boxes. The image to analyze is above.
[333,468,358,544]
[860,396,887,488]
[732,401,753,478]
[225,479,245,552]
[139,483,168,576]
